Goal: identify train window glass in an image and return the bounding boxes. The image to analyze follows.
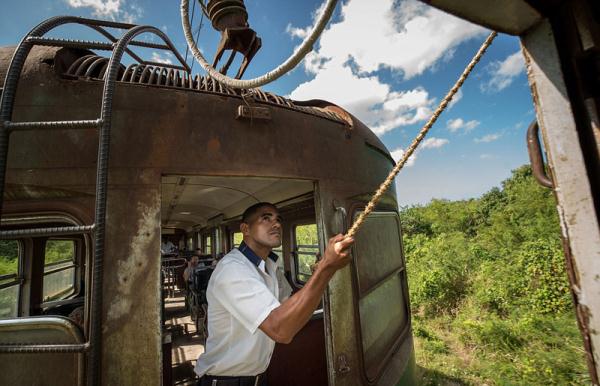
[293,224,319,283]
[352,211,409,382]
[187,237,193,251]
[0,240,21,318]
[43,239,76,302]
[204,234,212,255]
[232,232,243,249]
[215,228,222,255]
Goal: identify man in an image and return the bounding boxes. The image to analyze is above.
[195,202,354,386]
[183,252,200,283]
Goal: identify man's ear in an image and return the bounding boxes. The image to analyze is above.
[240,222,249,236]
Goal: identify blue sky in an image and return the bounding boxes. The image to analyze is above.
[0,0,534,206]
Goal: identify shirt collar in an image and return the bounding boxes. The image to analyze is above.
[238,241,279,267]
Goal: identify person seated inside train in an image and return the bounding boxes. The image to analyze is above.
[194,202,354,386]
[161,239,176,255]
[183,253,200,283]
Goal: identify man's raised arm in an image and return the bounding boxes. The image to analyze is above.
[259,234,354,343]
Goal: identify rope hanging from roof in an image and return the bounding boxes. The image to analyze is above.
[345,31,498,238]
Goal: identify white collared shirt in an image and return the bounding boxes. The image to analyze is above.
[194,248,281,377]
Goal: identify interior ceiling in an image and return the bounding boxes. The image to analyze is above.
[161,175,314,230]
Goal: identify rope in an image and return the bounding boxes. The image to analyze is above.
[345,31,498,239]
[181,0,339,89]
[183,0,196,66]
[190,11,205,74]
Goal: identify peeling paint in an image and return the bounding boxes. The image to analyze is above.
[106,199,157,324]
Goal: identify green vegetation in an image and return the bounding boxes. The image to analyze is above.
[294,223,319,282]
[0,240,19,277]
[401,165,589,385]
[45,240,75,265]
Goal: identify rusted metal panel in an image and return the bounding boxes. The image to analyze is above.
[102,182,162,386]
[522,18,600,385]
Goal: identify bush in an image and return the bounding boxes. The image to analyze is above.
[405,232,473,316]
[517,239,571,314]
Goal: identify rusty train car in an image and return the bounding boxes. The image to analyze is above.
[0,16,416,386]
[1,0,599,385]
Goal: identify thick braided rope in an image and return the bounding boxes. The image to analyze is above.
[346,31,498,238]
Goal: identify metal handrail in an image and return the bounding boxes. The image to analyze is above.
[0,15,192,386]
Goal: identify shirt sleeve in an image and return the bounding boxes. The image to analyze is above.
[212,262,281,334]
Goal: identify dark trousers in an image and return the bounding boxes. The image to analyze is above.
[198,374,267,386]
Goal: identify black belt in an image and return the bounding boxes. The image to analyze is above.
[199,373,266,386]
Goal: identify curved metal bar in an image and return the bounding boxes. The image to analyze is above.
[67,55,95,76]
[527,120,554,188]
[84,57,108,78]
[158,67,169,86]
[139,65,153,84]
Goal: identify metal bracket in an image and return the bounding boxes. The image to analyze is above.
[236,105,271,121]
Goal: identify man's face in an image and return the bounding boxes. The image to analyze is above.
[242,205,282,249]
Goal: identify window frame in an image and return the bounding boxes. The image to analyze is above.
[42,238,79,303]
[0,239,24,318]
[291,221,320,286]
[349,209,412,384]
[203,230,213,256]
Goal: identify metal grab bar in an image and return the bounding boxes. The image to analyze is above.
[526,120,554,188]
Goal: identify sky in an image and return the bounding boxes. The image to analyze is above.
[0,0,535,206]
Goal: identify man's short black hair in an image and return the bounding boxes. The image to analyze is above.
[242,202,277,223]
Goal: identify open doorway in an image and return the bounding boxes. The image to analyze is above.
[159,175,327,385]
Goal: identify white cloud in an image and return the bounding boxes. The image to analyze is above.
[475,133,501,143]
[480,153,493,159]
[390,136,449,167]
[151,52,173,65]
[421,137,449,149]
[447,118,480,133]
[481,51,525,93]
[66,0,142,22]
[286,23,310,39]
[391,148,418,167]
[288,0,486,136]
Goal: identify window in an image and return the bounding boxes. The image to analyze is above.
[293,224,319,283]
[352,212,409,382]
[214,228,222,255]
[204,234,212,255]
[0,240,21,318]
[43,239,76,302]
[232,232,243,249]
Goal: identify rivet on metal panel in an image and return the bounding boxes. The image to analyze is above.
[236,105,271,121]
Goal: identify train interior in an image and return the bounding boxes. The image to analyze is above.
[160,175,328,386]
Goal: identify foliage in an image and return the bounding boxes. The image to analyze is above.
[295,224,318,282]
[0,240,19,277]
[401,164,587,385]
[45,240,74,265]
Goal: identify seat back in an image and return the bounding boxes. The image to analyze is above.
[191,267,214,293]
[0,316,85,386]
